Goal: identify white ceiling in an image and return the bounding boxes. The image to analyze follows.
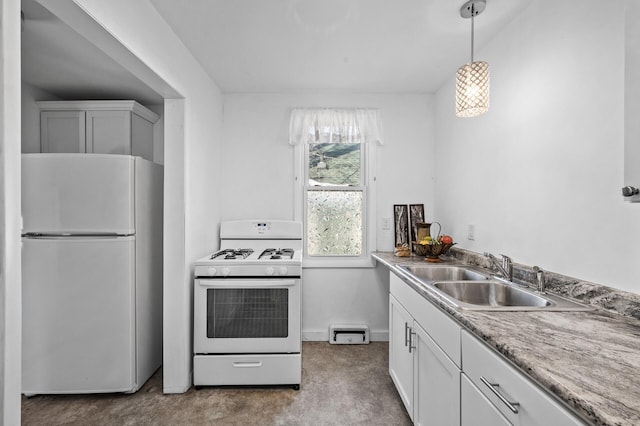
[21,0,164,105]
[149,0,529,93]
[21,0,529,100]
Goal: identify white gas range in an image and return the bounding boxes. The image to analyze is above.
[193,220,302,389]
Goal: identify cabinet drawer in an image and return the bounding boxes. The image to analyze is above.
[461,330,584,426]
[390,272,461,367]
[461,374,510,426]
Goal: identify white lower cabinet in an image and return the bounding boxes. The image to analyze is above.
[461,330,584,426]
[389,271,585,426]
[389,294,415,418]
[389,273,461,425]
[413,322,460,426]
[461,374,510,426]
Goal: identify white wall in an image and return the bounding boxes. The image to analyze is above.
[147,104,164,165]
[53,0,225,393]
[624,0,640,195]
[21,82,60,153]
[1,0,22,423]
[302,266,390,341]
[434,0,638,292]
[222,93,436,339]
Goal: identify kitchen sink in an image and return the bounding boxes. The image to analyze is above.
[401,265,489,282]
[433,280,550,308]
[396,264,594,311]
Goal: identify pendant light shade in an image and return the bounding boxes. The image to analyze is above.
[455,0,489,118]
[456,61,489,117]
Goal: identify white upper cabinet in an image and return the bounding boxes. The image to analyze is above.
[40,110,85,153]
[38,101,159,162]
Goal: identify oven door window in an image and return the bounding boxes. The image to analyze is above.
[207,288,289,338]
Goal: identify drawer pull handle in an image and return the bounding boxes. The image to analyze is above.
[480,376,520,414]
[404,322,409,347]
[409,329,416,353]
[232,361,263,368]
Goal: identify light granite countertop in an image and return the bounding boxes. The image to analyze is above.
[373,251,640,426]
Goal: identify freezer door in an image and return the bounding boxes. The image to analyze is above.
[22,236,136,394]
[22,154,135,234]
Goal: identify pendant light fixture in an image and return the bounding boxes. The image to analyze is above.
[455,0,489,118]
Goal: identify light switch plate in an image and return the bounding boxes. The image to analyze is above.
[467,224,475,240]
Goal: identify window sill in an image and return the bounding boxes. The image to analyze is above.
[302,255,376,269]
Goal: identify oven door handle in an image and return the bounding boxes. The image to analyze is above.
[197,280,297,288]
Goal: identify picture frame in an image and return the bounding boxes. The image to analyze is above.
[409,204,425,244]
[393,204,410,247]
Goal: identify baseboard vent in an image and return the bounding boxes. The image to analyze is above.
[329,324,370,345]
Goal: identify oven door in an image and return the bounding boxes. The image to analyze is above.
[194,278,301,354]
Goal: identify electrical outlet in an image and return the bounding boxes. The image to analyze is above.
[467,224,475,240]
[382,217,391,230]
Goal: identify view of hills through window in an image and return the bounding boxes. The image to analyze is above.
[308,143,360,186]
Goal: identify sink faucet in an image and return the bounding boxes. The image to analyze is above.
[533,266,545,293]
[484,252,513,282]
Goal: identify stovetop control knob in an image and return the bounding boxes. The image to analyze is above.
[266,267,275,276]
[222,267,231,277]
[278,266,288,276]
[207,267,217,276]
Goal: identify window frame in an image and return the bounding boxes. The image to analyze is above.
[294,141,377,268]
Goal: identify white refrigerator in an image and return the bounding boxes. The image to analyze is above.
[21,153,163,394]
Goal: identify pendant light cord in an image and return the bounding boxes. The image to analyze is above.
[470,3,475,63]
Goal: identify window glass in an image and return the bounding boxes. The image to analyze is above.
[306,142,364,257]
[207,288,289,338]
[308,143,361,186]
[306,190,363,256]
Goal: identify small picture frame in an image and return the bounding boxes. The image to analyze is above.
[409,204,425,243]
[393,204,410,247]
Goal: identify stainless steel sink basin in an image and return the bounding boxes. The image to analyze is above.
[401,265,489,282]
[433,280,550,308]
[396,264,594,311]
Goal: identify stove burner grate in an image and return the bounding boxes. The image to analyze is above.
[259,248,295,260]
[210,248,254,260]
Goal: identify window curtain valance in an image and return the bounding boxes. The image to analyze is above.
[289,108,384,145]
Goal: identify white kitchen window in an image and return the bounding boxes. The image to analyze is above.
[290,109,383,267]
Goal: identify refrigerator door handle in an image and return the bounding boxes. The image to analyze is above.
[22,232,133,238]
